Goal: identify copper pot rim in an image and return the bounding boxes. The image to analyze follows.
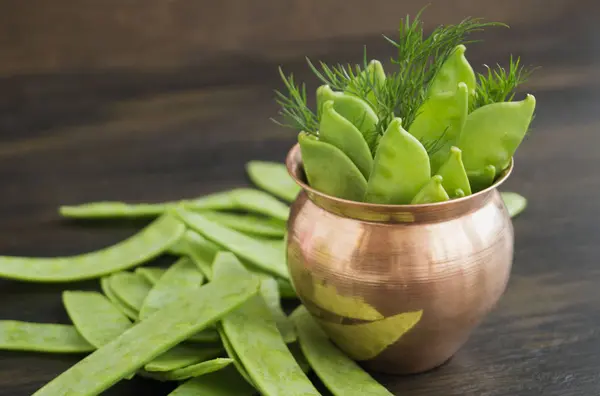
[285,143,513,212]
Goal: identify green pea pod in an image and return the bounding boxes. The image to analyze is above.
[148,358,234,381]
[214,254,320,396]
[246,160,301,202]
[134,267,166,285]
[428,44,476,98]
[277,278,297,299]
[409,83,469,173]
[345,59,386,105]
[144,345,222,372]
[298,132,368,201]
[260,277,297,344]
[218,326,253,385]
[454,189,466,198]
[319,100,373,180]
[187,329,221,344]
[139,257,205,320]
[436,146,472,197]
[468,164,497,192]
[365,118,430,204]
[0,321,94,353]
[109,272,152,312]
[186,188,290,222]
[212,252,296,343]
[201,211,286,238]
[291,306,393,396]
[501,192,527,218]
[175,209,289,279]
[317,85,379,152]
[0,214,184,282]
[458,94,536,188]
[63,291,132,348]
[100,277,138,320]
[33,271,259,396]
[168,366,255,396]
[411,175,450,204]
[168,230,221,278]
[60,188,289,222]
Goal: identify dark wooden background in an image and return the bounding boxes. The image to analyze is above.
[1,1,600,395]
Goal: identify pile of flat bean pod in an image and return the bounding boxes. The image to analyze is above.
[0,160,526,396]
[294,46,536,204]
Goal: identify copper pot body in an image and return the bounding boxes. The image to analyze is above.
[285,144,514,374]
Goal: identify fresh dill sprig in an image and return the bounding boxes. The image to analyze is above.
[382,11,506,131]
[271,7,505,145]
[271,67,319,135]
[470,55,535,111]
[306,47,376,103]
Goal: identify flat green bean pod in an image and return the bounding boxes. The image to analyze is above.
[168,366,255,396]
[33,271,260,396]
[318,84,380,155]
[246,160,301,202]
[277,278,297,299]
[0,214,184,282]
[501,192,528,218]
[202,211,286,238]
[298,132,368,202]
[187,328,221,343]
[60,188,289,222]
[150,358,234,381]
[468,164,497,192]
[214,255,320,396]
[411,175,450,204]
[0,321,94,353]
[365,118,430,204]
[109,272,152,312]
[144,344,222,372]
[139,257,205,320]
[174,209,289,279]
[59,202,169,218]
[100,277,139,320]
[457,95,536,187]
[436,146,472,197]
[64,290,213,378]
[409,83,469,173]
[63,291,132,348]
[186,188,290,222]
[134,267,166,285]
[319,100,373,180]
[167,230,221,278]
[215,252,297,343]
[288,341,311,374]
[218,326,254,385]
[291,306,393,396]
[428,44,476,99]
[261,277,297,344]
[349,59,386,105]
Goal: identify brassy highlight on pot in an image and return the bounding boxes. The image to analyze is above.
[273,10,536,205]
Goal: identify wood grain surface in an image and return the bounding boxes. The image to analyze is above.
[1,1,600,395]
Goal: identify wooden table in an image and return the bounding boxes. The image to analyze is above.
[1,8,600,396]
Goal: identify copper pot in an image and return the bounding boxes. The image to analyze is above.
[285,144,514,374]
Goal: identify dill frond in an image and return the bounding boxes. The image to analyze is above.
[271,67,319,135]
[470,55,535,111]
[383,11,506,130]
[271,7,507,144]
